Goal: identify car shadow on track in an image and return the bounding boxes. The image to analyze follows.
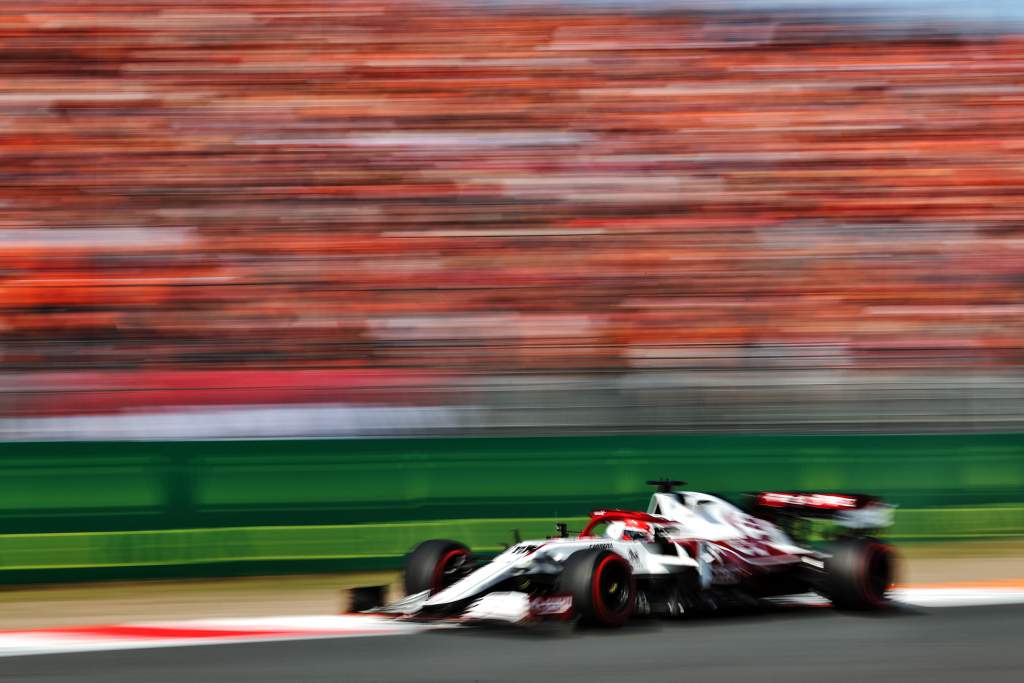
[430,600,923,641]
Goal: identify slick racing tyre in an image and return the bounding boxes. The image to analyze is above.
[557,548,636,627]
[404,539,471,595]
[822,537,897,610]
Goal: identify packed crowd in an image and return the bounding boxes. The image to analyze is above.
[2,1,1023,386]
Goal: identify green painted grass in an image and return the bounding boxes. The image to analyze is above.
[2,506,1023,573]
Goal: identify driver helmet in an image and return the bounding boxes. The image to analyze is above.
[606,519,655,542]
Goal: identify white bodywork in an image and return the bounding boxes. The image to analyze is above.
[646,491,809,554]
[376,488,892,621]
[403,491,815,617]
[423,534,698,611]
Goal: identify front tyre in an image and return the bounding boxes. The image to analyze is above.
[557,548,636,627]
[822,537,897,610]
[404,539,471,595]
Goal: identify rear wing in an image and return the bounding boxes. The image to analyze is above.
[750,491,895,531]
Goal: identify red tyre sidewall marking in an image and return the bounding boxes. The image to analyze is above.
[590,554,634,625]
[431,549,468,593]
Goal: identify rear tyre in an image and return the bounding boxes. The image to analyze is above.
[556,548,636,627]
[822,537,897,610]
[404,539,471,596]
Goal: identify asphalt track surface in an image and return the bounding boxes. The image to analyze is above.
[4,603,1023,682]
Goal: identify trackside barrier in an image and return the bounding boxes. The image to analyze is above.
[0,434,1022,581]
[1,507,1023,580]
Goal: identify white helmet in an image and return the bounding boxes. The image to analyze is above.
[605,519,655,542]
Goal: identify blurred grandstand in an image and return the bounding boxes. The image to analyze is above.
[1,0,1023,439]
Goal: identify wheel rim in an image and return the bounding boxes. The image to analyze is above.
[431,549,468,593]
[593,556,632,616]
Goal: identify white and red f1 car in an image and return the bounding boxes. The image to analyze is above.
[360,480,897,627]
